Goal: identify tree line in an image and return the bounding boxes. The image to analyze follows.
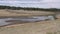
[0,5,60,11]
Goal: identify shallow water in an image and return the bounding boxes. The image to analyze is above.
[0,16,54,26]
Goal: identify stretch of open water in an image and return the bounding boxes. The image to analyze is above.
[0,16,55,26]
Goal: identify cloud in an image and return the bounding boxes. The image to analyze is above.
[0,0,60,8]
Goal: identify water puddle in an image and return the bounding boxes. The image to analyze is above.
[0,16,55,26]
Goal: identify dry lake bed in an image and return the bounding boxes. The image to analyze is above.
[0,10,60,34]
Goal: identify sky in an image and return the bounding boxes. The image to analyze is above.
[0,0,60,8]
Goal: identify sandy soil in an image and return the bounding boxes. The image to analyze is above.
[0,19,60,34]
[0,9,55,17]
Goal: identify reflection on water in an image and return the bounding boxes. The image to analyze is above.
[0,18,13,26]
[0,16,55,26]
